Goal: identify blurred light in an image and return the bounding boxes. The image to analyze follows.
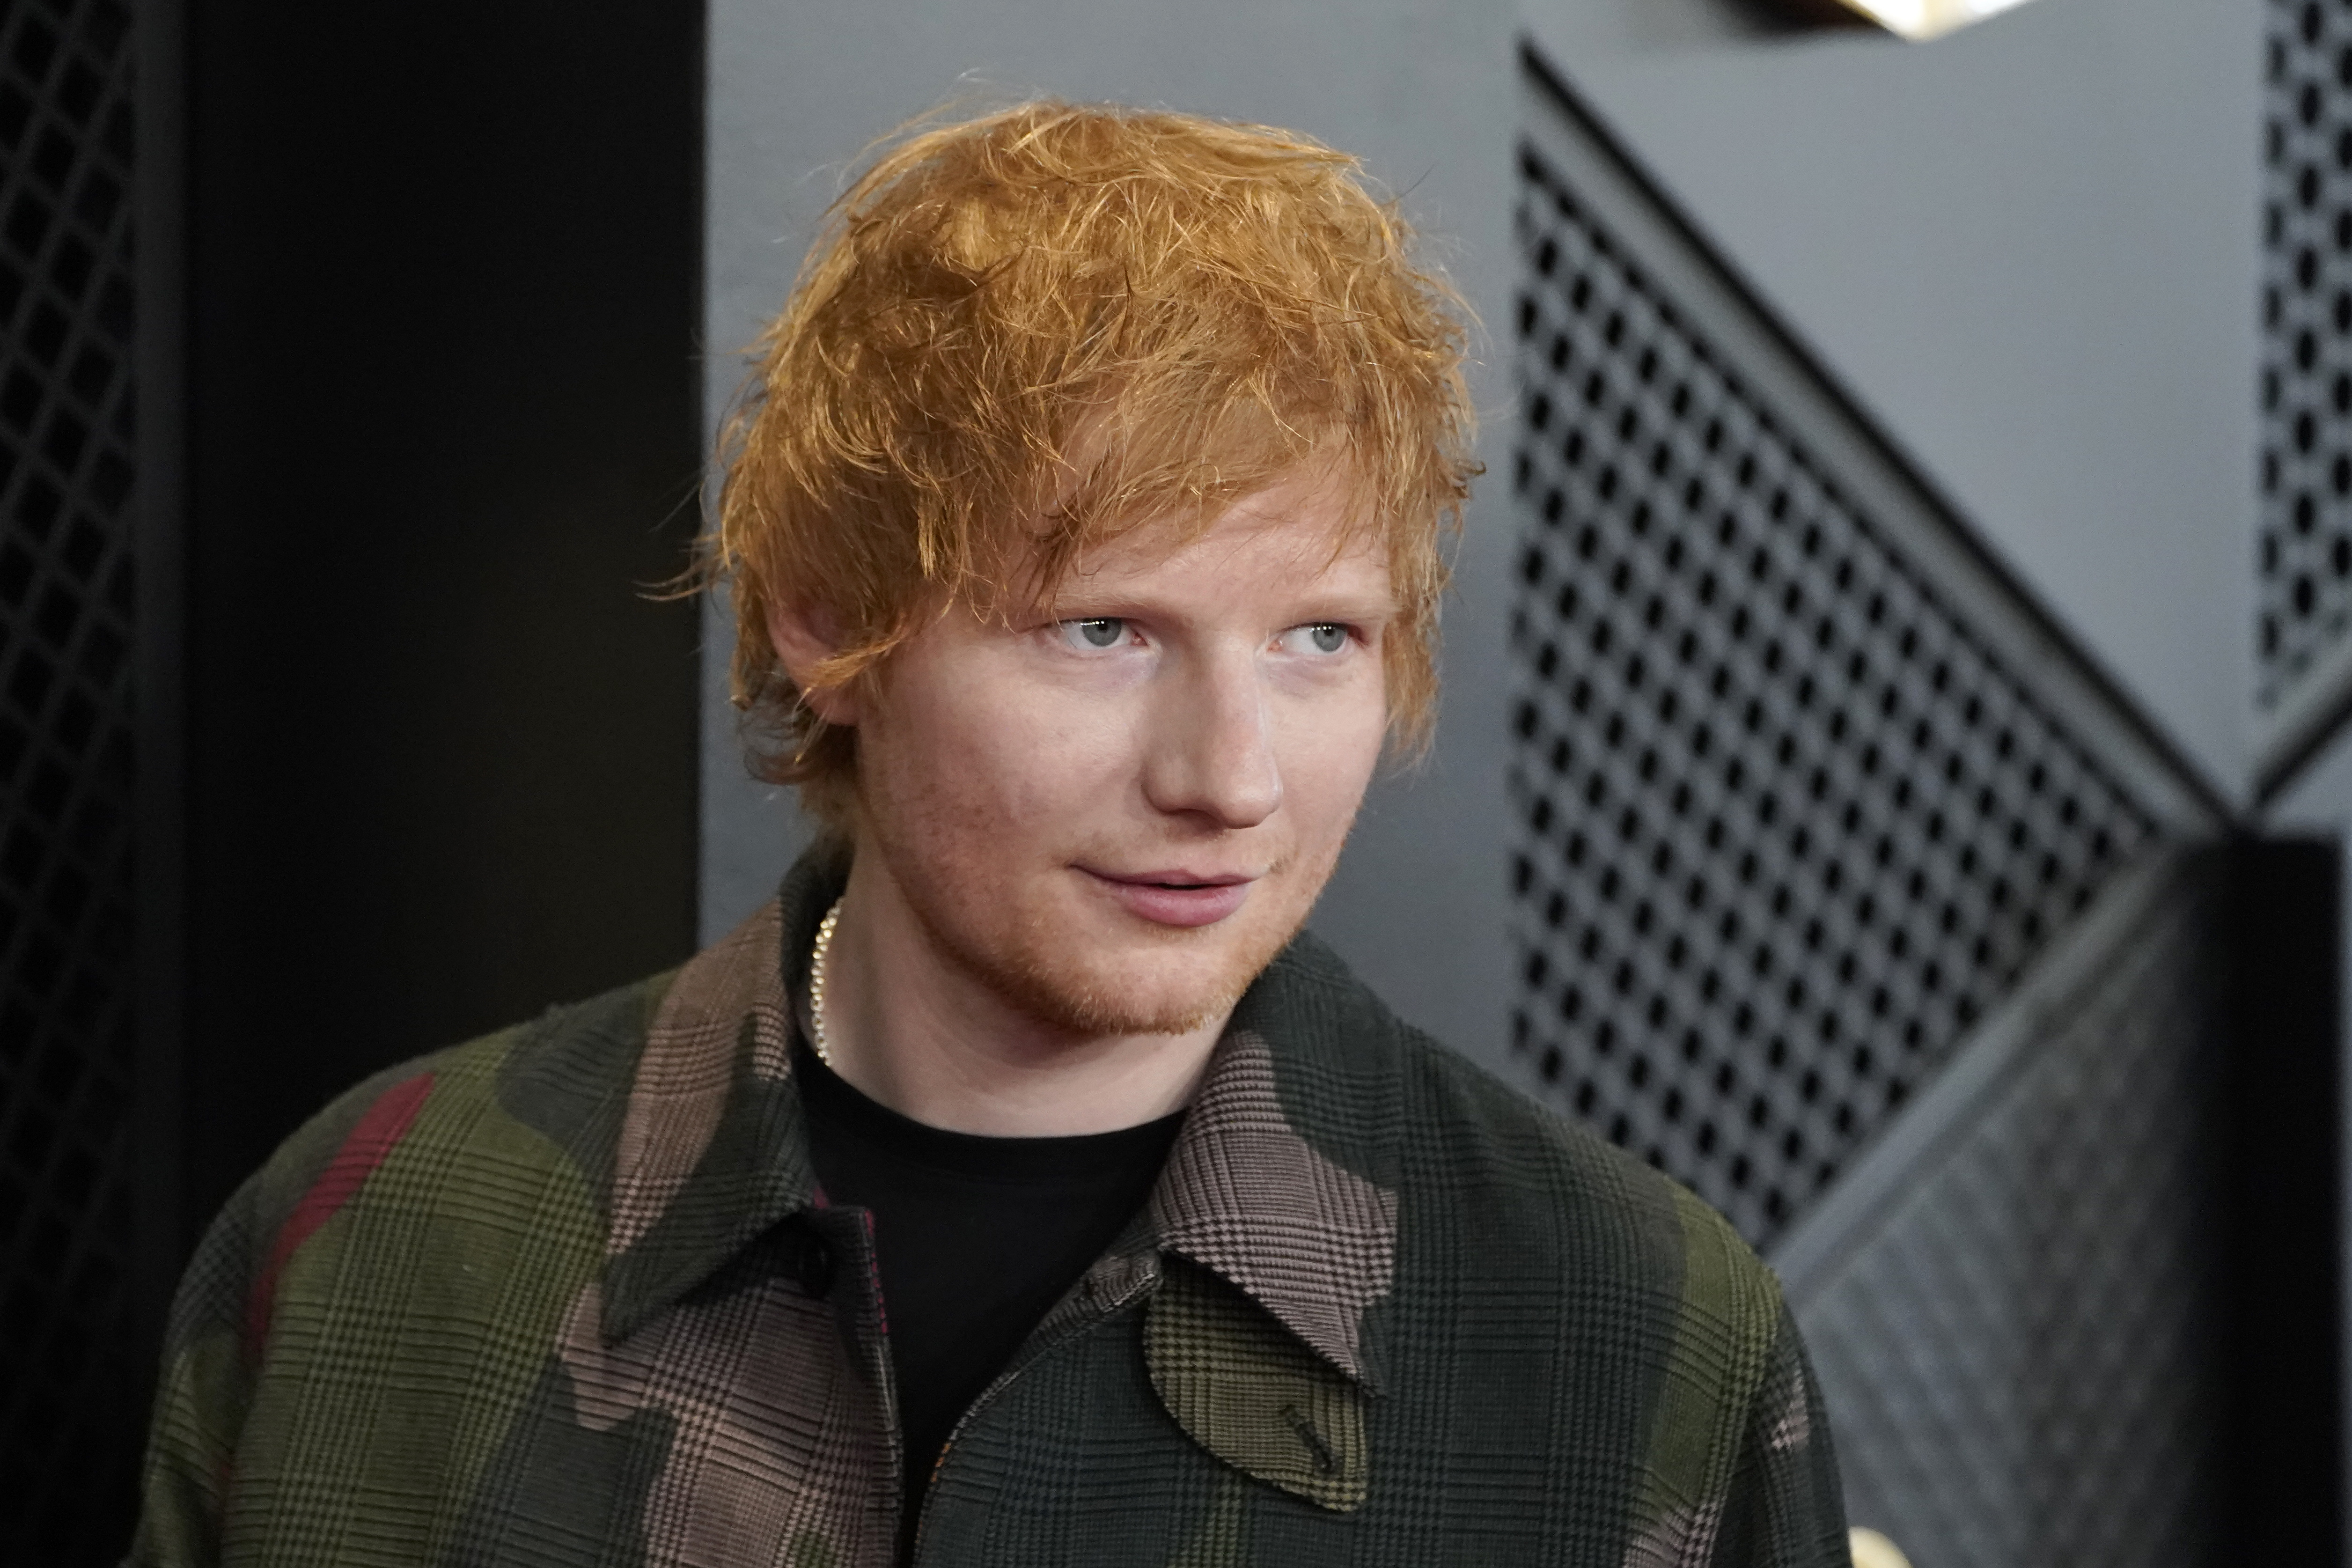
[1833,0,2038,39]
[1849,1529,1915,1568]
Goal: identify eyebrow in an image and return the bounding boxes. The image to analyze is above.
[1296,592,1402,622]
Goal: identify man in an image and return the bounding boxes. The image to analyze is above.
[131,103,1848,1567]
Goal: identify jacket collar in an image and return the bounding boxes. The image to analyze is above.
[597,843,843,1343]
[1149,948,1401,1390]
[598,843,1403,1390]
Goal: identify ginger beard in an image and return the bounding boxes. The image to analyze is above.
[857,777,1352,1039]
[838,476,1394,1044]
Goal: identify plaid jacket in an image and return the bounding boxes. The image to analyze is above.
[132,848,1848,1568]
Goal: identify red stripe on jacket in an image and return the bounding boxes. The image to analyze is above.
[244,1073,435,1359]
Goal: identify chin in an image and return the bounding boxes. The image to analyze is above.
[988,943,1247,1037]
[983,900,1300,1038]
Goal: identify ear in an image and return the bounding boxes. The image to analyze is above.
[764,598,862,727]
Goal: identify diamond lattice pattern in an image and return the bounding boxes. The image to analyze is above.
[2262,0,2352,704]
[0,0,142,1549]
[1801,868,2222,1567]
[1508,140,2159,1246]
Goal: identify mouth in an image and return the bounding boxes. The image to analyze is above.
[1078,866,1261,928]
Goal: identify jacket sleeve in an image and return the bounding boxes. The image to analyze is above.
[122,1052,437,1568]
[1709,1299,1852,1568]
[123,1173,269,1568]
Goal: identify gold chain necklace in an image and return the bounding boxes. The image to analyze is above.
[807,898,844,1066]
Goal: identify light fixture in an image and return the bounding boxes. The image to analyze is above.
[1827,0,2040,40]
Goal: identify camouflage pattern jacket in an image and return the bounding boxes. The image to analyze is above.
[131,850,1849,1568]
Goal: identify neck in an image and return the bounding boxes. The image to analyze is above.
[813,851,1223,1136]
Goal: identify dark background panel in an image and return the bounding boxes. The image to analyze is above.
[2,0,144,1553]
[174,0,706,1258]
[2225,836,2345,1564]
[0,0,704,1557]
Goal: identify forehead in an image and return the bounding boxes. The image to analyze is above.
[1044,471,1395,608]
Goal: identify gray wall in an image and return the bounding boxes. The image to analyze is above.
[701,0,2259,1068]
[1520,0,2259,802]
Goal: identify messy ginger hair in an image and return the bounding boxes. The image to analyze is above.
[712,100,1480,827]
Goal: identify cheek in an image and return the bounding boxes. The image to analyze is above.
[878,663,1143,836]
[1276,685,1389,843]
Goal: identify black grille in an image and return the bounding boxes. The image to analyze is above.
[0,0,142,1552]
[1508,139,2160,1245]
[2262,0,2352,705]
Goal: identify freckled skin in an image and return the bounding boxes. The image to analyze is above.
[771,471,1396,1134]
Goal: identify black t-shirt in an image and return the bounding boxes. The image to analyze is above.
[795,1040,1184,1530]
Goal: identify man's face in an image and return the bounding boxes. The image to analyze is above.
[848,470,1395,1038]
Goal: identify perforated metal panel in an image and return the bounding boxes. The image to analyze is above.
[1798,854,2224,1568]
[1508,132,2162,1246]
[2264,0,2352,711]
[0,0,142,1550]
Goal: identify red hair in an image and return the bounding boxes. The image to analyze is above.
[709,101,1479,826]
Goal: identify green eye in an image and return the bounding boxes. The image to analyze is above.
[1064,618,1126,649]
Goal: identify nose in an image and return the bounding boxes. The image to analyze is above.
[1142,646,1283,829]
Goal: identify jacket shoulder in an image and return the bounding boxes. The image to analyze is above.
[1381,1017,1801,1549]
[131,973,679,1566]
[1392,1020,1779,1315]
[191,969,677,1371]
[245,970,674,1237]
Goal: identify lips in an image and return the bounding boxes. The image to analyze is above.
[1081,867,1257,928]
